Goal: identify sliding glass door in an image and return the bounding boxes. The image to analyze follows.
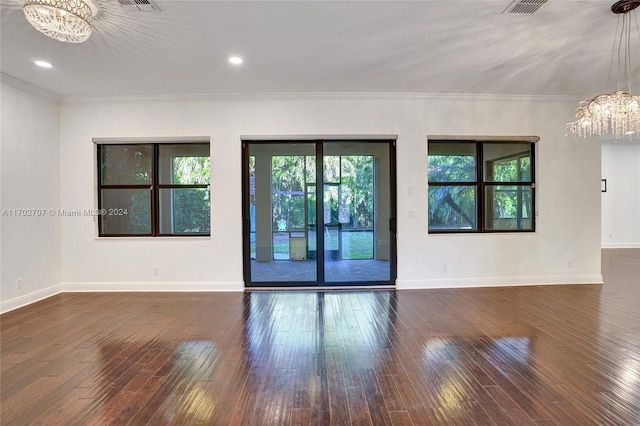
[242,140,396,287]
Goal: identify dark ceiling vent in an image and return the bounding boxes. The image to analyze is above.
[502,0,547,14]
[117,0,160,12]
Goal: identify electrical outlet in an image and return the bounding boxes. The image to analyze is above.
[16,278,23,289]
[153,267,159,276]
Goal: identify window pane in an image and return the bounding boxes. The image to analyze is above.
[485,185,533,230]
[307,185,316,226]
[341,230,373,260]
[250,232,256,259]
[324,226,339,251]
[484,142,532,182]
[428,142,476,182]
[158,144,210,185]
[323,185,339,225]
[100,145,152,185]
[324,156,340,183]
[272,193,305,230]
[272,156,305,192]
[305,156,315,182]
[272,156,306,231]
[273,232,290,260]
[428,186,477,230]
[158,188,210,234]
[100,188,151,235]
[520,156,532,181]
[339,155,374,229]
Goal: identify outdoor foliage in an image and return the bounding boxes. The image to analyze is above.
[262,154,376,260]
[171,156,211,233]
[100,145,152,234]
[272,156,308,230]
[428,154,477,229]
[101,145,152,185]
[428,148,532,230]
[339,156,374,229]
[100,145,210,234]
[173,156,210,185]
[271,155,375,231]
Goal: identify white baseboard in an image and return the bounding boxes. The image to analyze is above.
[0,284,63,314]
[60,281,244,292]
[0,281,244,314]
[602,243,640,249]
[2,275,605,314]
[396,274,604,290]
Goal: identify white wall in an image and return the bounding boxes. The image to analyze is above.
[58,94,603,291]
[1,83,61,312]
[601,142,640,248]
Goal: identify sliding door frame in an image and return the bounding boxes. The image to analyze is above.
[242,138,397,288]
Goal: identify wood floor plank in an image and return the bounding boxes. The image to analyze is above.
[343,371,374,426]
[290,407,311,426]
[0,249,638,425]
[387,410,413,426]
[483,385,537,425]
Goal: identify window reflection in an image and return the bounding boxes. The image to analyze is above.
[421,337,531,418]
[245,291,395,370]
[96,339,220,424]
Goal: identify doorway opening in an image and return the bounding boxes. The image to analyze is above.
[242,139,396,287]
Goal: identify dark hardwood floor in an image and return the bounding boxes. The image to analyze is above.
[1,249,639,425]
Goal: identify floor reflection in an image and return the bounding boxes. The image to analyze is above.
[419,336,532,421]
[10,252,632,425]
[240,290,397,424]
[245,291,395,368]
[93,338,222,424]
[160,341,219,423]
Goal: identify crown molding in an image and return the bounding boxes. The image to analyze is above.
[1,73,60,102]
[59,91,585,105]
[0,73,596,105]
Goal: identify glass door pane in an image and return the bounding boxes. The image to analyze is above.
[244,140,395,287]
[307,184,317,259]
[248,143,317,284]
[323,142,392,283]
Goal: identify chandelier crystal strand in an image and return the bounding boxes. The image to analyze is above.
[23,0,93,43]
[566,0,640,140]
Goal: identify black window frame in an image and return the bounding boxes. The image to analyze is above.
[428,139,536,234]
[97,142,211,237]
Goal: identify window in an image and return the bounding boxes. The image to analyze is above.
[97,143,210,236]
[428,139,535,233]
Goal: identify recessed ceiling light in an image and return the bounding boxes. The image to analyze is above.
[34,60,52,68]
[229,56,243,65]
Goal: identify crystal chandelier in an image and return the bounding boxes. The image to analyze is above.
[23,0,96,43]
[567,0,640,140]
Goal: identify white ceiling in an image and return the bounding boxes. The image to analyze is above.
[1,0,638,99]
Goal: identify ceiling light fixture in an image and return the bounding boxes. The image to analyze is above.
[567,0,640,140]
[35,60,53,68]
[229,56,243,65]
[23,0,97,43]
